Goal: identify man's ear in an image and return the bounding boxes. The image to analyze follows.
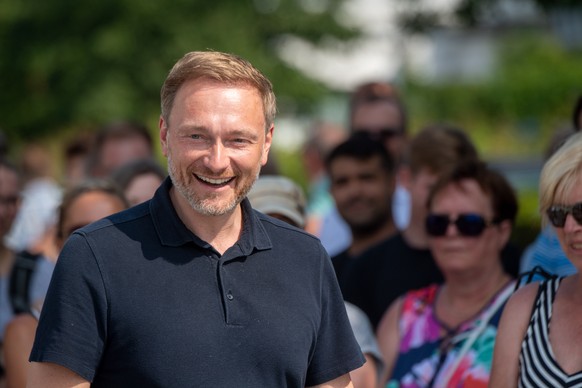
[261,125,274,166]
[159,116,169,157]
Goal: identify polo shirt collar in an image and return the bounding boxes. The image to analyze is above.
[150,177,272,254]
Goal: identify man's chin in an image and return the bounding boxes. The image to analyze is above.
[192,197,241,217]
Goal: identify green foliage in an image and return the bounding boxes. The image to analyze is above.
[404,32,582,157]
[273,147,308,191]
[0,0,359,142]
[400,32,582,249]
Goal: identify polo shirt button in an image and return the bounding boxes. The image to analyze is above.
[226,293,234,300]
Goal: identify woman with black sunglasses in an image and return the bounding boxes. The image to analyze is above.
[490,131,582,388]
[377,160,518,387]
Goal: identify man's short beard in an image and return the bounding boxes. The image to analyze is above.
[167,154,259,216]
[349,209,393,239]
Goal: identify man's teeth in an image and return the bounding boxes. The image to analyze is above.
[198,175,232,185]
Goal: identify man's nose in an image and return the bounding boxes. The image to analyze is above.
[204,141,229,171]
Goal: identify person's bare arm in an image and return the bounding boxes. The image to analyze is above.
[489,283,539,388]
[307,373,353,388]
[349,354,378,388]
[27,362,90,388]
[376,297,403,385]
[4,314,38,388]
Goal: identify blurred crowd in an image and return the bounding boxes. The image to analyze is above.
[0,121,166,387]
[252,86,582,387]
[0,80,581,387]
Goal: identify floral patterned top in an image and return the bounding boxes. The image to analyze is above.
[387,281,515,388]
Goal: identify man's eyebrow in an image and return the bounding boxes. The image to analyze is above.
[177,125,258,137]
[178,124,207,132]
[229,128,260,140]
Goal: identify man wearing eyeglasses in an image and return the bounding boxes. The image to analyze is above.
[348,82,408,162]
[318,82,410,257]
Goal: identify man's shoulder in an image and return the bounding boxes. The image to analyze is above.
[355,233,433,273]
[360,233,406,258]
[330,249,350,262]
[254,210,321,243]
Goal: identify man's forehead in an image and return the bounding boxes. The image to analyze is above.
[330,155,383,173]
[352,101,402,128]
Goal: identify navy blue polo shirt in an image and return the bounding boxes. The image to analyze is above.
[31,178,364,387]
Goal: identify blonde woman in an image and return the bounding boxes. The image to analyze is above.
[490,131,582,387]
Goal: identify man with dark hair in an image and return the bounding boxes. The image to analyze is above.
[326,134,397,298]
[28,51,363,387]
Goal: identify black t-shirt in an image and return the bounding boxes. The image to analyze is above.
[332,248,360,299]
[331,238,394,305]
[337,233,444,329]
[30,178,364,387]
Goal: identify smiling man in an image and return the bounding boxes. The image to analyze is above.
[326,133,397,298]
[28,51,364,388]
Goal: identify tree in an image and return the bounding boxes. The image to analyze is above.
[0,0,359,141]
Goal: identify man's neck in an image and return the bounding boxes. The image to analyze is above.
[348,221,396,257]
[170,189,243,255]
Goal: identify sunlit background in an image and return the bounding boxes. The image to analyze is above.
[1,0,581,248]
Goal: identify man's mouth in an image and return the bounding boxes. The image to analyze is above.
[196,174,234,186]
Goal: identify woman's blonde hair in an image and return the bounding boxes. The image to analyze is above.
[539,132,582,225]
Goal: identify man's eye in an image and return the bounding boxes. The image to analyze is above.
[229,137,253,145]
[190,134,202,140]
[360,174,376,182]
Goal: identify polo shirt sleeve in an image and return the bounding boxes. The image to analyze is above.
[30,233,107,382]
[305,248,366,386]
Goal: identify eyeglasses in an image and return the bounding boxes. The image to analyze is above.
[353,128,402,141]
[546,202,582,228]
[426,213,496,237]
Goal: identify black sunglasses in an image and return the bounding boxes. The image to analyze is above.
[353,128,402,141]
[546,202,582,228]
[426,213,496,237]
